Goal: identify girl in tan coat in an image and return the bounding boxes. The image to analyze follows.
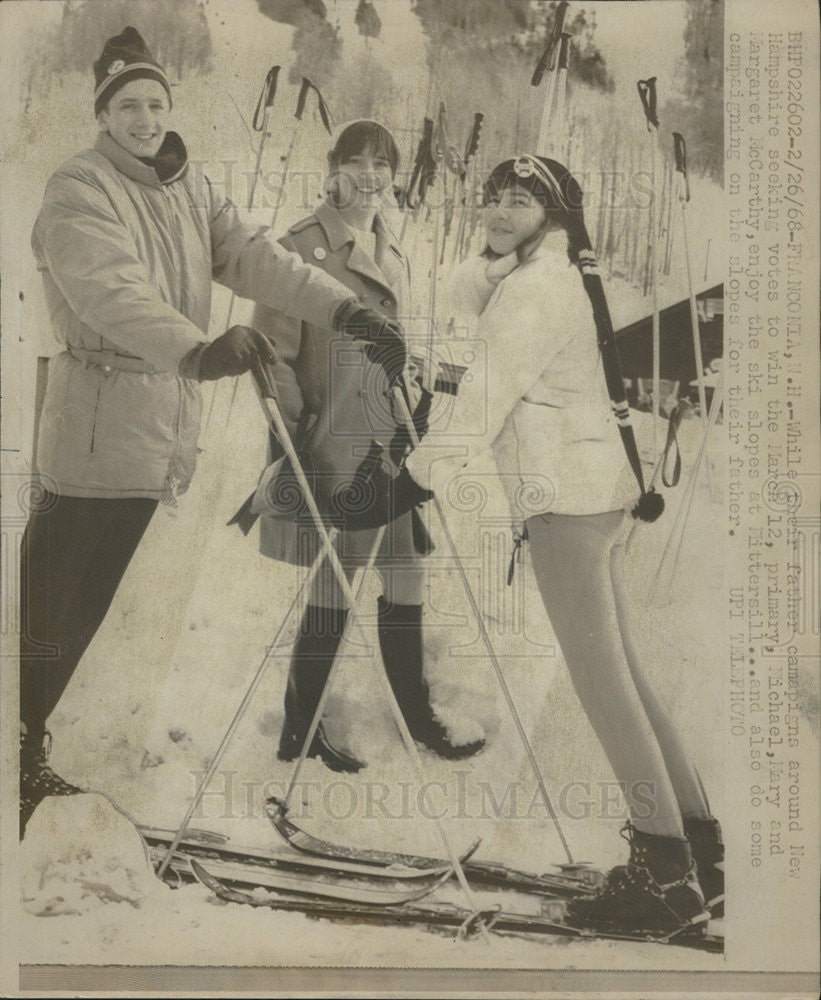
[245,121,485,772]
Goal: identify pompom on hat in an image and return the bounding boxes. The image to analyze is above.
[93,26,171,117]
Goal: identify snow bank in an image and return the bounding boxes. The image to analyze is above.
[21,794,163,917]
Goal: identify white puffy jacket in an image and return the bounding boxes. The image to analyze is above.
[406,230,633,522]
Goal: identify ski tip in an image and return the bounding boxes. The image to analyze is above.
[189,858,220,893]
[460,837,483,865]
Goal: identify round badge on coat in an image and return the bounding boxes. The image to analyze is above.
[313,247,327,261]
[108,60,126,75]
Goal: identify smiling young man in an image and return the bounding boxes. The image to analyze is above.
[20,27,405,836]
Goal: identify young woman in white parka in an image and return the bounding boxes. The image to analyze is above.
[348,155,724,936]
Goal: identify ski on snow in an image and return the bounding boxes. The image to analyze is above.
[191,859,724,953]
[141,826,455,904]
[264,796,605,898]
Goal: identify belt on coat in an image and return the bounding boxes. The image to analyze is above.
[67,347,159,374]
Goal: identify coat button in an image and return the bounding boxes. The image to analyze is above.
[313,247,327,261]
[103,365,112,373]
[381,297,392,308]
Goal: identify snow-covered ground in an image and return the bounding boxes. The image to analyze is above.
[3,0,753,974]
[16,399,729,968]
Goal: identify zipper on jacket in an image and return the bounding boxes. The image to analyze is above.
[161,186,184,308]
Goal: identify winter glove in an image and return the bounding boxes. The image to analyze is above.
[332,459,433,532]
[197,326,277,381]
[333,300,409,382]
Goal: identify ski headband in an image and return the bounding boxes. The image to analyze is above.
[483,154,579,217]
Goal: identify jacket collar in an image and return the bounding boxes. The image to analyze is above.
[314,198,403,293]
[95,130,188,187]
[528,227,570,262]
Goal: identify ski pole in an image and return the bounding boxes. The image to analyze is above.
[270,75,333,235]
[673,133,709,433]
[638,77,661,459]
[156,521,340,879]
[451,112,484,266]
[532,0,569,152]
[399,115,434,243]
[650,367,725,607]
[437,109,465,266]
[554,32,572,151]
[673,132,713,498]
[204,65,281,435]
[249,361,493,942]
[223,76,333,429]
[390,387,575,867]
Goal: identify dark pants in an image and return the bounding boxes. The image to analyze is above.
[19,492,157,739]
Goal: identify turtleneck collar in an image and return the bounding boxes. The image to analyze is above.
[95,130,189,187]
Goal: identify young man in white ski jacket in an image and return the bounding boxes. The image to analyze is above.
[19,27,403,836]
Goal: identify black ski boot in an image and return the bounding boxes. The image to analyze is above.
[684,815,725,917]
[565,824,709,937]
[20,726,82,839]
[278,605,365,774]
[377,597,485,760]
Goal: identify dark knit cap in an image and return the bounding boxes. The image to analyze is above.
[93,26,172,117]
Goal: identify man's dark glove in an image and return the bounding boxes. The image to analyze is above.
[332,459,433,531]
[197,325,277,381]
[389,384,433,466]
[333,300,408,381]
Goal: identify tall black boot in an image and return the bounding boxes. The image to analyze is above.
[683,815,725,917]
[277,605,365,773]
[377,597,485,760]
[565,824,709,935]
[20,725,82,840]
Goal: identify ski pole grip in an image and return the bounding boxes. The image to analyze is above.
[637,77,659,129]
[557,33,571,72]
[673,132,690,201]
[465,113,484,162]
[531,0,568,85]
[253,66,281,130]
[673,132,687,173]
[431,102,447,165]
[294,77,312,120]
[296,78,333,133]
